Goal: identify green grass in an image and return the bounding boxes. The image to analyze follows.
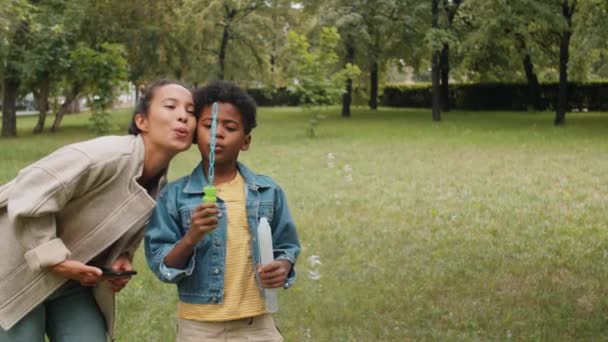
[2,107,608,341]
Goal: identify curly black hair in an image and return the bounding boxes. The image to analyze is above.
[193,80,257,134]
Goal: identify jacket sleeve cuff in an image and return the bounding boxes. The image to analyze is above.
[24,238,71,272]
[157,247,196,282]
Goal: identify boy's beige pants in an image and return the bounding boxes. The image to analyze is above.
[176,314,283,342]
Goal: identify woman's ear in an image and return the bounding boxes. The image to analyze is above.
[134,113,149,133]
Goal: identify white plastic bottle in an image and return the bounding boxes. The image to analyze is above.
[257,217,279,313]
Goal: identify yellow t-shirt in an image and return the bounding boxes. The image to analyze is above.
[178,172,266,321]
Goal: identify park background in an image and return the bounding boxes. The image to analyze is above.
[2,1,608,340]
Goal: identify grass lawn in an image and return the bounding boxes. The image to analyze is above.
[2,107,608,341]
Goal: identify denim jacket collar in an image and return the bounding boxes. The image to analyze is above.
[183,161,272,194]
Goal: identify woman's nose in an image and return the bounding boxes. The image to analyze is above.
[176,108,189,122]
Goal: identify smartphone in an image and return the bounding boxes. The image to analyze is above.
[100,267,137,277]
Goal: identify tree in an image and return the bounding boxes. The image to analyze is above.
[2,12,29,137]
[179,0,276,82]
[20,0,83,133]
[318,0,420,113]
[439,0,462,112]
[554,0,576,125]
[51,43,128,133]
[458,0,546,109]
[430,0,441,121]
[285,27,360,137]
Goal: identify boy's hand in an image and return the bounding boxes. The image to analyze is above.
[258,260,292,289]
[184,203,220,246]
[51,259,103,287]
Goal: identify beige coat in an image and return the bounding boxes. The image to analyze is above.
[0,135,164,337]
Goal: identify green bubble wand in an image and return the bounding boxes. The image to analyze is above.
[202,102,218,203]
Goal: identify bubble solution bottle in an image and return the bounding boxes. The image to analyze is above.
[257,217,278,313]
[202,185,216,203]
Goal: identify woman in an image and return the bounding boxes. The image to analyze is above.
[0,79,196,341]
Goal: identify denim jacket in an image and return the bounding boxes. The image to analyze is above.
[145,161,300,304]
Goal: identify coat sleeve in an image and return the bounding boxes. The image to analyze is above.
[7,147,103,272]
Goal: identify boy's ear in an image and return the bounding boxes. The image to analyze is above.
[134,113,149,133]
[240,134,251,151]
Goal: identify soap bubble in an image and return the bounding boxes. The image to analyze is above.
[307,255,322,280]
[327,153,336,168]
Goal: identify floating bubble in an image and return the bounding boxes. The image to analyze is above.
[305,328,312,339]
[308,255,322,267]
[307,270,322,280]
[327,153,336,168]
[307,255,322,280]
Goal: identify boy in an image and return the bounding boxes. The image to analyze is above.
[145,81,300,341]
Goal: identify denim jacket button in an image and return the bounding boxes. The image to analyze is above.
[212,296,218,303]
[213,268,220,275]
[214,239,221,246]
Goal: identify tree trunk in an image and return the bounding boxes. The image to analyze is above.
[369,60,378,110]
[33,78,51,134]
[218,25,229,80]
[2,21,28,137]
[515,35,542,110]
[2,80,19,137]
[218,9,236,81]
[522,52,542,111]
[555,0,575,126]
[342,41,355,118]
[431,0,441,121]
[51,86,80,132]
[440,43,450,112]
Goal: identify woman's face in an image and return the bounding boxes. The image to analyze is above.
[136,84,196,153]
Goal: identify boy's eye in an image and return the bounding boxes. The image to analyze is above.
[165,105,175,109]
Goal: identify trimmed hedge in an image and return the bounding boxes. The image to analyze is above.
[246,88,300,106]
[381,82,608,111]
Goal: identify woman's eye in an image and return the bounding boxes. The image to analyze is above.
[165,105,175,109]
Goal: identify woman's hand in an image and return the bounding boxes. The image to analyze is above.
[50,260,103,287]
[258,260,292,289]
[105,254,135,293]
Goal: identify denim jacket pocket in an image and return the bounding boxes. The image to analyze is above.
[257,201,274,223]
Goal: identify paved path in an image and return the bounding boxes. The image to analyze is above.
[0,110,39,117]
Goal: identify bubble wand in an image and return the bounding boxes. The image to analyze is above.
[202,102,218,203]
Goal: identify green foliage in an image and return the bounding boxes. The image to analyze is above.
[286,27,360,137]
[66,43,128,134]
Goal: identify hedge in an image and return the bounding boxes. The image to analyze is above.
[381,82,608,111]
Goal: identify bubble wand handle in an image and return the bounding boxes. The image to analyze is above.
[258,217,279,313]
[203,102,219,203]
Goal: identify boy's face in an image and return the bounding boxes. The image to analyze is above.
[197,102,251,167]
